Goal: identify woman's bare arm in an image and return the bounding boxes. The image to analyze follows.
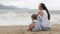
[37,10,44,16]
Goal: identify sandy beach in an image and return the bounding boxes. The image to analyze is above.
[0,24,60,34]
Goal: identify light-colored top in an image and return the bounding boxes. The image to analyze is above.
[37,10,51,27]
[32,20,42,31]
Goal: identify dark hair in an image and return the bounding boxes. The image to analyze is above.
[31,14,37,20]
[40,3,50,20]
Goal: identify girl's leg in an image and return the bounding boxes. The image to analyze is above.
[28,24,32,31]
[28,22,35,31]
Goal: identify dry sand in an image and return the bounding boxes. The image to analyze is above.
[0,24,60,34]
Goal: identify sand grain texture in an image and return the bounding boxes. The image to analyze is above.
[0,24,60,34]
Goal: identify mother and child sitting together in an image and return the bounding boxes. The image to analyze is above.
[28,3,51,32]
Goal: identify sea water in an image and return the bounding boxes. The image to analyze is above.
[0,11,60,26]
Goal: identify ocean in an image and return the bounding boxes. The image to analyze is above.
[0,10,60,26]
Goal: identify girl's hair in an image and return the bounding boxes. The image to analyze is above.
[40,3,50,20]
[31,14,37,20]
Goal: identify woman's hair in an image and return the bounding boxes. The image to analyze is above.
[31,14,37,20]
[40,3,50,20]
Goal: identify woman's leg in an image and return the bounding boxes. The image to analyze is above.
[41,26,51,31]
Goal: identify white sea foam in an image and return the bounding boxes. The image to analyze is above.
[0,12,60,26]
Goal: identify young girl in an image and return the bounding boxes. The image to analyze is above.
[28,14,42,32]
[28,14,37,31]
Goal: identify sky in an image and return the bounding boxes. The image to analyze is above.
[0,0,60,10]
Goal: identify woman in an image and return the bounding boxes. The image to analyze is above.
[28,3,51,32]
[37,3,51,31]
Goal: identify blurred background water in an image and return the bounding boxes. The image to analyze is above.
[0,9,60,26]
[0,0,60,26]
